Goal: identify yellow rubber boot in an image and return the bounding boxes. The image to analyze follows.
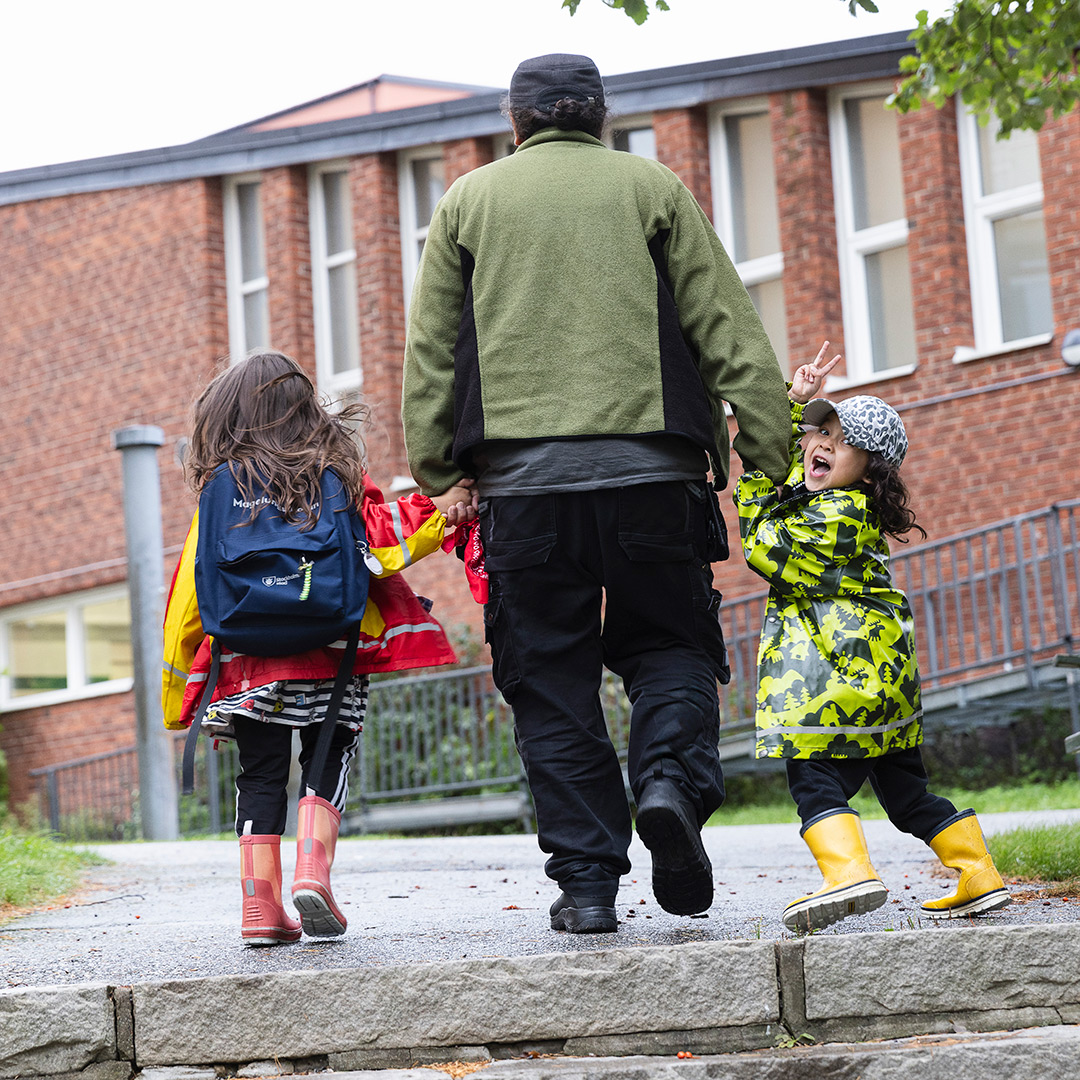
[782,810,888,932]
[920,811,1011,919]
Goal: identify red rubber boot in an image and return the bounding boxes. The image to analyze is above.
[239,832,301,946]
[292,795,347,937]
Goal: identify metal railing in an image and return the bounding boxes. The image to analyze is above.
[28,734,240,841]
[27,500,1080,840]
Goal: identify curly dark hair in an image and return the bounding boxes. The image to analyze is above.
[508,95,609,142]
[865,454,926,542]
[185,350,368,530]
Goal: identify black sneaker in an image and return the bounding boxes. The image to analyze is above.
[549,891,618,934]
[635,776,714,916]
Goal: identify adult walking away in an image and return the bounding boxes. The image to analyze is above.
[402,54,791,932]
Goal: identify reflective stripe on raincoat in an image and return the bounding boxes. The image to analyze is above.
[161,474,456,730]
[733,400,922,760]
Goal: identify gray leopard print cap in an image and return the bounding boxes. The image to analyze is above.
[802,395,908,467]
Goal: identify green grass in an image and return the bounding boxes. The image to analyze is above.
[986,823,1080,888]
[708,777,1080,828]
[0,827,103,920]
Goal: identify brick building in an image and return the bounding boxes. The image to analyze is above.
[2,32,1078,814]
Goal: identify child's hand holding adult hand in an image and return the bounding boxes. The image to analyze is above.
[789,341,842,405]
[433,478,479,528]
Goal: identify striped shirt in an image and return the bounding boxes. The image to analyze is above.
[202,675,369,739]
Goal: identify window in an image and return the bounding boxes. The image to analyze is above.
[310,162,360,392]
[957,109,1053,352]
[1,589,132,710]
[611,119,657,159]
[399,149,446,308]
[710,102,788,375]
[830,87,917,379]
[223,174,270,360]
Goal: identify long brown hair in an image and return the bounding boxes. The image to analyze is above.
[185,350,367,528]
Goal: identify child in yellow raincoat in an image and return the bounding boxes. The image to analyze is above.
[735,343,1010,932]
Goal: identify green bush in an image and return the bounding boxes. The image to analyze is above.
[921,705,1077,790]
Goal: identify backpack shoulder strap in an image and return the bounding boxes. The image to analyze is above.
[304,623,361,797]
[181,639,221,796]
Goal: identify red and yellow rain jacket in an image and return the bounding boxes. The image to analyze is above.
[161,474,456,730]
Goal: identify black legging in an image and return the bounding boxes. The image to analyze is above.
[786,746,959,842]
[232,716,360,835]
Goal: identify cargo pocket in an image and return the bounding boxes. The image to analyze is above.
[695,581,731,686]
[616,481,694,562]
[480,495,558,703]
[483,582,522,702]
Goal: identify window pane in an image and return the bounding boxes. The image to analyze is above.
[328,262,359,375]
[614,126,656,159]
[725,112,779,262]
[747,278,789,378]
[84,596,132,685]
[243,288,269,350]
[9,612,66,696]
[866,243,917,372]
[412,158,445,228]
[977,123,1041,195]
[237,181,265,283]
[994,209,1053,342]
[322,171,351,256]
[844,96,904,230]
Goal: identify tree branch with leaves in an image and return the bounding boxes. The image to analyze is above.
[564,0,1080,135]
[886,0,1080,136]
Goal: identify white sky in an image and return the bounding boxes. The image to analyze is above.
[1,0,951,174]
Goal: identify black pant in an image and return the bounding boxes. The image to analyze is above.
[786,746,959,842]
[232,716,360,836]
[481,481,729,896]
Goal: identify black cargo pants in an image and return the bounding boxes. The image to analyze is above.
[480,480,729,898]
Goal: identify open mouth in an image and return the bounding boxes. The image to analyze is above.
[808,455,831,479]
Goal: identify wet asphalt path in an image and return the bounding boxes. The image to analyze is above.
[3,810,1079,988]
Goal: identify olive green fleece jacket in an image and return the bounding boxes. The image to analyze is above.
[401,128,791,496]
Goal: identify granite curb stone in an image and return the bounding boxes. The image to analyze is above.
[0,983,116,1077]
[5,925,1080,1076]
[130,941,778,1065]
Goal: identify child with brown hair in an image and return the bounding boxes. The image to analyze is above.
[163,350,475,945]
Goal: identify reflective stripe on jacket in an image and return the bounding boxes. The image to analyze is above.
[161,474,456,730]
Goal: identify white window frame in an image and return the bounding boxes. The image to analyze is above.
[398,147,445,312]
[0,587,133,712]
[608,115,657,159]
[309,160,361,395]
[829,82,916,384]
[956,105,1051,356]
[709,99,786,371]
[223,173,270,361]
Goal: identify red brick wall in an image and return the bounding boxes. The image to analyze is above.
[5,93,1080,816]
[1040,109,1080,339]
[0,178,227,811]
[352,152,409,487]
[654,107,713,218]
[771,88,843,368]
[3,695,137,812]
[263,165,316,367]
[899,102,973,379]
[444,137,496,185]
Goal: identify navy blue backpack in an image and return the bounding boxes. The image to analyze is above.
[182,464,374,795]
